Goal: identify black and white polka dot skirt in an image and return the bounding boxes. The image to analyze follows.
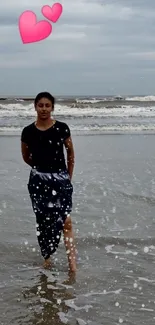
[27,168,73,260]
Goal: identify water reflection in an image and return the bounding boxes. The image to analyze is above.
[22,271,76,325]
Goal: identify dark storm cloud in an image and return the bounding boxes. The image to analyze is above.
[0,14,17,26]
[0,0,155,95]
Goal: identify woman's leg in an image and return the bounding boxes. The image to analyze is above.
[36,214,52,268]
[63,215,76,272]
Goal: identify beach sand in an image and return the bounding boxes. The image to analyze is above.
[0,134,155,325]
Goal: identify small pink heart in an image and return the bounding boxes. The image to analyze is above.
[42,3,63,23]
[19,11,52,44]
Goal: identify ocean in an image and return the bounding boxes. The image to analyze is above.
[0,95,155,324]
[0,95,155,134]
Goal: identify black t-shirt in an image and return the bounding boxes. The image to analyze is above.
[21,120,71,172]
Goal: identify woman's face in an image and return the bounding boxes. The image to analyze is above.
[35,97,53,120]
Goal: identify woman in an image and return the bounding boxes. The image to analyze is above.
[21,92,76,273]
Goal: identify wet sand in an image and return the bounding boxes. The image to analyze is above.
[0,134,155,324]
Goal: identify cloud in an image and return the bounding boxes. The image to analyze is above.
[127,52,155,60]
[0,0,155,95]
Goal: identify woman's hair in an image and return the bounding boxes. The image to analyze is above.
[34,92,55,109]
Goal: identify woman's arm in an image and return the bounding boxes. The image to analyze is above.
[64,136,75,180]
[21,142,33,167]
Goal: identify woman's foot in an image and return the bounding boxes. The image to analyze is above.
[43,258,52,269]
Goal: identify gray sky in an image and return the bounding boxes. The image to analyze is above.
[0,0,155,96]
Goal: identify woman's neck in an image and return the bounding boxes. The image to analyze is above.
[35,118,56,130]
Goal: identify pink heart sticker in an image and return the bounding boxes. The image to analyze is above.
[41,3,63,23]
[19,11,52,44]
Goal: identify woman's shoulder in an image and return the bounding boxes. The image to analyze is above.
[21,122,35,142]
[55,120,71,139]
[22,122,35,132]
[55,120,70,129]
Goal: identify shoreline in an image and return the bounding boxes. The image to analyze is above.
[0,131,155,137]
